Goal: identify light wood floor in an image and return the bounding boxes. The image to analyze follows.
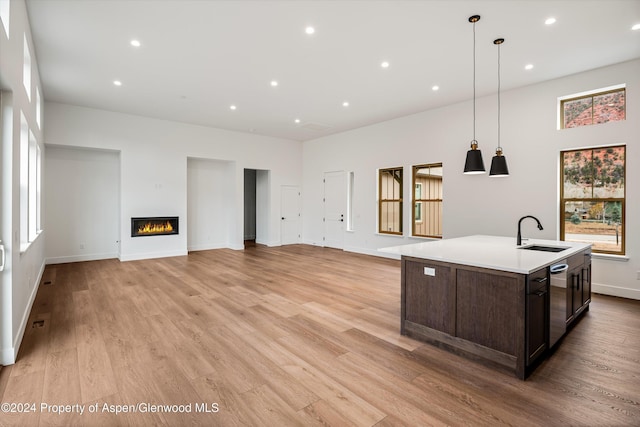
[1,245,639,426]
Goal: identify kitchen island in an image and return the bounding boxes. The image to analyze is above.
[381,235,592,379]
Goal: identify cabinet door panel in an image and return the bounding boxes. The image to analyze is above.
[456,269,523,356]
[572,268,582,317]
[404,261,452,333]
[582,263,591,306]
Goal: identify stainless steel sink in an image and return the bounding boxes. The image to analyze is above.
[519,245,570,253]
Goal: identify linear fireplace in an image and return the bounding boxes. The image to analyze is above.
[131,216,179,237]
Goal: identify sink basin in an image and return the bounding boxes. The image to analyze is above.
[519,245,570,253]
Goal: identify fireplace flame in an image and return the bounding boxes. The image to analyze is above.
[138,221,174,235]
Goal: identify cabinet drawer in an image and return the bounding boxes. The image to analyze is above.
[527,268,548,293]
[567,252,584,271]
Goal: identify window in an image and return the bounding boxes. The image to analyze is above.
[19,111,42,249]
[36,86,41,128]
[412,163,443,238]
[0,0,9,38]
[20,112,28,246]
[28,131,37,241]
[560,145,625,255]
[23,33,31,101]
[378,167,402,234]
[346,171,354,231]
[560,87,625,129]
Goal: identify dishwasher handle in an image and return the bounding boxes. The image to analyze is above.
[550,263,568,274]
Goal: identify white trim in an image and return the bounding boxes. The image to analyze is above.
[187,243,228,252]
[592,253,629,262]
[592,284,640,301]
[46,252,118,265]
[255,238,280,247]
[119,249,188,262]
[557,83,626,102]
[2,260,45,365]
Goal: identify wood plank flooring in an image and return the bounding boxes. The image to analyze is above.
[1,244,638,426]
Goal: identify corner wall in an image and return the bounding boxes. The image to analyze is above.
[302,59,640,300]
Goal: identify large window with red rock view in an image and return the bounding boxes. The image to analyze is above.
[560,145,625,255]
[561,87,625,129]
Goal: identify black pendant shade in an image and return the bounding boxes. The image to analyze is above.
[464,141,485,174]
[489,148,509,176]
[489,37,509,177]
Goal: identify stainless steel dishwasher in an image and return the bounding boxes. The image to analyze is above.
[549,261,569,348]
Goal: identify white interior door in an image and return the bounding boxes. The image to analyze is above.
[280,185,300,245]
[0,92,8,366]
[323,171,346,249]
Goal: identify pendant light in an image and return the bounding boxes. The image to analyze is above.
[489,38,510,177]
[464,15,486,174]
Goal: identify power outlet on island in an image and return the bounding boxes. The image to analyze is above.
[423,267,436,276]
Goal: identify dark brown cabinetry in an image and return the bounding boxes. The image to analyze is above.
[400,248,590,379]
[526,268,549,366]
[403,261,454,335]
[566,249,591,324]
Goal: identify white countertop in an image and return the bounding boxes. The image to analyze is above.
[379,235,591,274]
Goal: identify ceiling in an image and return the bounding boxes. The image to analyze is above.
[25,0,640,142]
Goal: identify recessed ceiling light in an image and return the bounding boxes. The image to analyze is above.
[270,80,278,87]
[342,101,349,107]
[305,26,315,35]
[545,17,556,25]
[130,39,141,47]
[381,61,390,68]
[632,23,640,31]
[229,105,237,110]
[525,64,534,70]
[432,85,439,91]
[294,119,301,124]
[113,80,122,86]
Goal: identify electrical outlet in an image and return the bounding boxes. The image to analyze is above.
[637,270,640,280]
[80,243,85,249]
[424,267,436,276]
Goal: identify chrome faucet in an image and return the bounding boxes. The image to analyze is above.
[517,215,543,246]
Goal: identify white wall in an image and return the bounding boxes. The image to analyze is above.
[187,157,235,251]
[44,102,303,260]
[44,145,120,263]
[0,0,46,364]
[302,59,640,300]
[255,169,271,245]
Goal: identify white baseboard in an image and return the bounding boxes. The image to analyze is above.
[2,260,46,365]
[119,249,188,262]
[46,252,118,264]
[187,243,227,252]
[592,282,640,301]
[256,239,280,247]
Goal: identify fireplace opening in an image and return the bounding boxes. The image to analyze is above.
[131,216,179,237]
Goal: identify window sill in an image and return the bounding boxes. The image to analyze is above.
[20,230,43,254]
[375,232,405,238]
[592,253,629,262]
[410,235,442,241]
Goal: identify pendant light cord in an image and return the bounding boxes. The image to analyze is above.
[497,41,501,150]
[472,20,476,143]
